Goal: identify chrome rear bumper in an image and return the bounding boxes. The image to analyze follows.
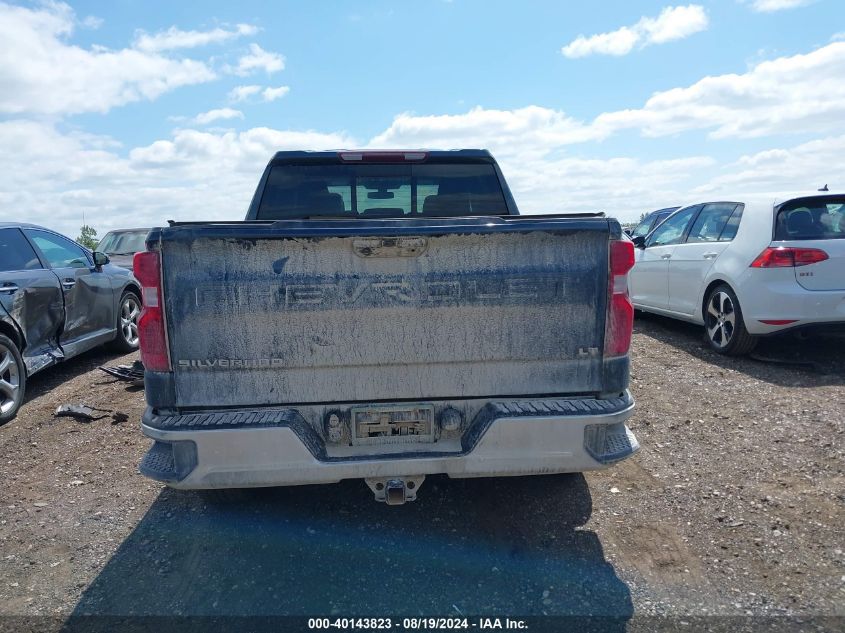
[139,394,638,489]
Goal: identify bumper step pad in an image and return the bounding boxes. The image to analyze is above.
[139,440,198,483]
[584,422,640,464]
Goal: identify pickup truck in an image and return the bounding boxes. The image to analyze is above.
[134,149,638,504]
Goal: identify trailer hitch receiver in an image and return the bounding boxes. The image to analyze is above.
[365,476,425,505]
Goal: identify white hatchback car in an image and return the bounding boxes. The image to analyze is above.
[629,193,845,355]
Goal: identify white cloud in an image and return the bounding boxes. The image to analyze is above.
[0,1,216,116]
[228,84,290,103]
[562,27,640,58]
[639,4,709,44]
[232,43,285,75]
[1,115,840,238]
[190,108,244,125]
[262,86,290,102]
[3,29,844,238]
[128,127,356,172]
[369,106,597,161]
[594,41,845,139]
[0,120,788,235]
[372,42,845,151]
[0,119,712,234]
[0,121,356,236]
[228,84,262,102]
[228,85,290,103]
[133,23,257,52]
[499,155,717,218]
[81,15,103,29]
[693,133,845,195]
[562,5,708,58]
[748,0,814,12]
[367,108,716,217]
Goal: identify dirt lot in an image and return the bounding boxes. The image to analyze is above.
[0,317,843,626]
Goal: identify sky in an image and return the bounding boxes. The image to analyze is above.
[1,0,844,238]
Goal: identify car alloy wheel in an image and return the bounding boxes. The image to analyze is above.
[0,341,21,416]
[120,294,141,347]
[705,290,736,349]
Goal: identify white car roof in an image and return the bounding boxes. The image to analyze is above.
[673,191,843,213]
[771,191,844,207]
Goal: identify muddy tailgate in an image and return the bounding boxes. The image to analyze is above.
[157,217,612,407]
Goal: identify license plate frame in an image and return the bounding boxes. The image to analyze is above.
[350,404,436,446]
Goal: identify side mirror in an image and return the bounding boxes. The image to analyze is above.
[632,236,646,249]
[93,251,110,267]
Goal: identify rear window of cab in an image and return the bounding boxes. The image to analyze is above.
[257,163,509,220]
[775,196,845,240]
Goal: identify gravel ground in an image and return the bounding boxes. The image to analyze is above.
[0,317,843,627]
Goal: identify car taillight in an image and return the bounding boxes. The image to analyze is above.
[604,239,635,358]
[750,246,829,268]
[133,251,171,372]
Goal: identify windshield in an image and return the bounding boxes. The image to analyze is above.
[256,163,509,220]
[631,208,678,238]
[96,230,150,254]
[631,219,653,238]
[775,196,845,240]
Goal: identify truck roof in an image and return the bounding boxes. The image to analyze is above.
[269,149,497,165]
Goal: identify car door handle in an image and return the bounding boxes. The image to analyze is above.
[61,279,76,289]
[0,284,18,294]
[703,252,719,259]
[660,254,672,259]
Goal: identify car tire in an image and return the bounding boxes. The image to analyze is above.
[0,334,26,425]
[703,284,757,356]
[111,290,141,353]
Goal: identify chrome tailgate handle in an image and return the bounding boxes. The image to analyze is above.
[352,237,428,258]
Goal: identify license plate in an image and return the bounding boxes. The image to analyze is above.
[350,404,435,445]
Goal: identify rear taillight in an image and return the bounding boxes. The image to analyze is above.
[133,251,171,372]
[604,240,636,358]
[750,246,829,268]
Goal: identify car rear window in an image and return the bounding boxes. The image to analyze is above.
[97,230,149,255]
[256,163,509,220]
[0,228,42,272]
[774,196,845,240]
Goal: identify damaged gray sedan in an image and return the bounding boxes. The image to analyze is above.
[0,223,142,423]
